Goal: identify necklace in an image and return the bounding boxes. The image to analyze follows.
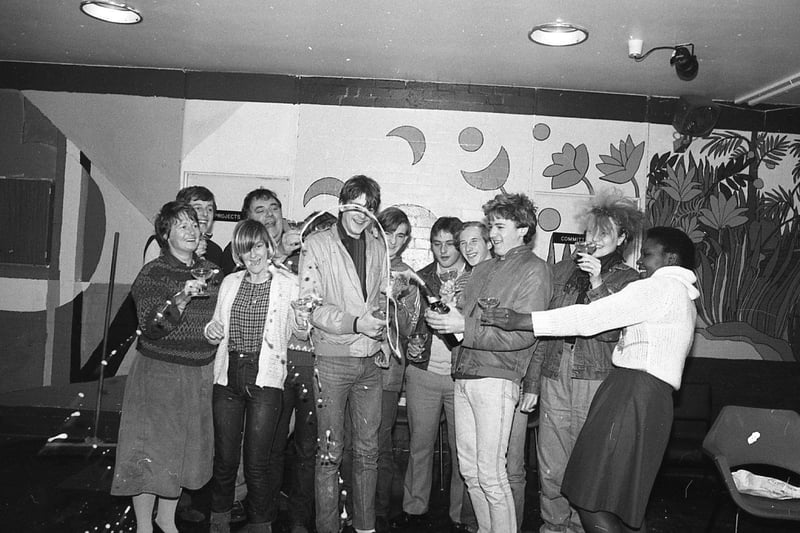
[246,276,271,307]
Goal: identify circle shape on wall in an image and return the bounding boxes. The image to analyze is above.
[533,123,551,141]
[459,127,484,152]
[537,207,561,232]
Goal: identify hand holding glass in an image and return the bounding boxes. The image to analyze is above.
[478,297,500,309]
[190,267,216,297]
[406,332,429,362]
[291,294,323,328]
[574,241,597,256]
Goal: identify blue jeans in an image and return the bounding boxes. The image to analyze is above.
[538,345,599,533]
[454,377,518,533]
[264,363,318,528]
[315,355,382,533]
[211,353,282,524]
[342,388,400,520]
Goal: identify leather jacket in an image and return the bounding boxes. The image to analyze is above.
[452,245,553,383]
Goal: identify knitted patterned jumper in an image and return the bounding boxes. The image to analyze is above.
[133,252,218,366]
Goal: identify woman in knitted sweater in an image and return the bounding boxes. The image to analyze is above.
[204,219,307,533]
[112,201,219,533]
[482,226,699,533]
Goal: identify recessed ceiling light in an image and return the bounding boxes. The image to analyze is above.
[528,22,588,47]
[80,1,142,24]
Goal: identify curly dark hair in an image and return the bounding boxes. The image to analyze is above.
[154,201,199,250]
[482,193,538,244]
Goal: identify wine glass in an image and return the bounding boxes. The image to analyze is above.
[406,332,429,362]
[291,293,323,328]
[573,241,597,258]
[190,267,216,297]
[477,297,500,309]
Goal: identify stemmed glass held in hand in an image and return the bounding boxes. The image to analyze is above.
[406,332,429,362]
[291,293,323,328]
[477,297,500,310]
[573,241,597,258]
[190,267,217,297]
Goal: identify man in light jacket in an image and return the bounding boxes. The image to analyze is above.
[299,175,388,533]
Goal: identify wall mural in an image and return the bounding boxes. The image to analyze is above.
[302,121,800,362]
[647,131,800,362]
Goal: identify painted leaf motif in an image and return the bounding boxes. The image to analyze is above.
[662,164,702,203]
[596,135,645,185]
[698,194,749,230]
[543,143,589,190]
[675,216,706,243]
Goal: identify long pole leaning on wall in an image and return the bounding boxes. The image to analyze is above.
[40,232,119,455]
[88,231,120,447]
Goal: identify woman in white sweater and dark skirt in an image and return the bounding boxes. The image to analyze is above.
[481,226,699,533]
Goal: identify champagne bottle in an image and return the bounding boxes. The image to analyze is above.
[417,282,460,347]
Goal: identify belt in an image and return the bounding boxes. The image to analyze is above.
[230,350,259,359]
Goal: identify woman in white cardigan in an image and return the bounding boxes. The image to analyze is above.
[481,226,699,533]
[204,219,307,533]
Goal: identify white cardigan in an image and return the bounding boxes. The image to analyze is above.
[207,266,302,389]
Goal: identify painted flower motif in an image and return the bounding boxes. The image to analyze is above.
[543,143,590,190]
[596,135,645,185]
[663,163,702,203]
[698,194,748,230]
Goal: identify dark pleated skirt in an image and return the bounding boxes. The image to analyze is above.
[561,367,673,528]
[111,351,214,497]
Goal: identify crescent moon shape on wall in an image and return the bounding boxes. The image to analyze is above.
[460,146,510,191]
[303,176,344,206]
[387,125,426,165]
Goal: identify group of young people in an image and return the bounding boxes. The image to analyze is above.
[110,176,700,533]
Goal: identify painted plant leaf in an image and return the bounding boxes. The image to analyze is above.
[662,164,702,203]
[698,194,748,230]
[596,135,645,185]
[543,143,589,190]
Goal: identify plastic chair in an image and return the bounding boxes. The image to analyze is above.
[702,405,800,531]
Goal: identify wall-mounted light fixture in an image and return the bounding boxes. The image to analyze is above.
[80,0,142,24]
[734,71,800,106]
[529,22,589,47]
[629,40,698,81]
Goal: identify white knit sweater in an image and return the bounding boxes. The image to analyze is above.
[530,266,699,390]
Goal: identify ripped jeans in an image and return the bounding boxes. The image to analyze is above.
[211,352,282,524]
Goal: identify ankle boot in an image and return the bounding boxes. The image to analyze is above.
[209,511,231,533]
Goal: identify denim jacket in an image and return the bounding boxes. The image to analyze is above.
[523,257,639,395]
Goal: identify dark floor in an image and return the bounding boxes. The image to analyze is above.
[1,435,798,533]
